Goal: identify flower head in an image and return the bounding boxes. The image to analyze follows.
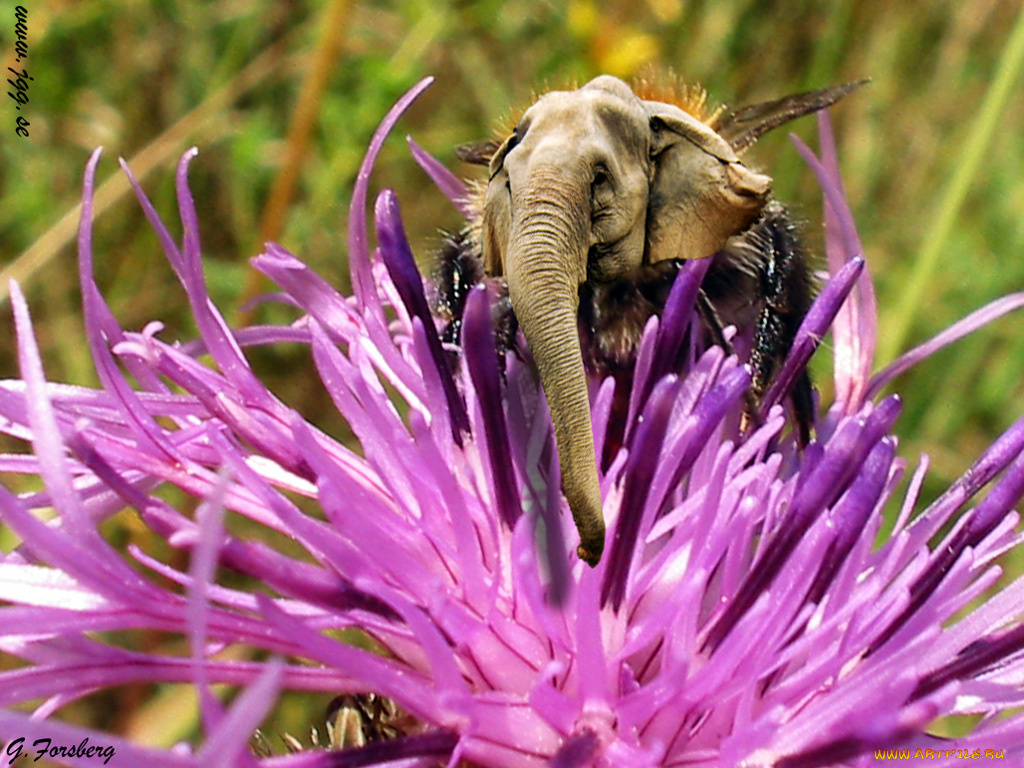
[2,78,1024,767]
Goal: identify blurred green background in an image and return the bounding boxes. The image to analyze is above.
[1,0,1023,752]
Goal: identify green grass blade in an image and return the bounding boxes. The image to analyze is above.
[878,3,1024,365]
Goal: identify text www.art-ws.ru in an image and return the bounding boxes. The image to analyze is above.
[8,5,31,137]
[875,747,1005,760]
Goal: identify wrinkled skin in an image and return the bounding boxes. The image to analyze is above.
[481,76,775,565]
[482,76,650,565]
[643,100,772,265]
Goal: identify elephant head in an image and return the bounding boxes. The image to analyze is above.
[479,76,862,565]
[481,75,653,565]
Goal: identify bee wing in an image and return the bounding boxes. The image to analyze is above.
[715,79,868,153]
[454,140,501,165]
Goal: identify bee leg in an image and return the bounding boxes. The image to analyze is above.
[433,230,519,370]
[747,204,816,445]
[696,289,766,435]
[434,230,484,347]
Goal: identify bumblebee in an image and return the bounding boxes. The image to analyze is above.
[433,76,861,564]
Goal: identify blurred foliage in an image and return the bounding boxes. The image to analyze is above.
[1,0,1023,752]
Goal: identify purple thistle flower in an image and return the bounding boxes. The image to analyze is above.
[3,77,1024,767]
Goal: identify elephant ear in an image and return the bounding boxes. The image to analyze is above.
[650,108,740,163]
[645,103,772,264]
[480,131,519,276]
[487,131,519,179]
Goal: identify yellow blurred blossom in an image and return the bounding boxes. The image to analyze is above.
[596,32,661,77]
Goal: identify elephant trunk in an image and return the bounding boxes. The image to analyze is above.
[505,171,605,565]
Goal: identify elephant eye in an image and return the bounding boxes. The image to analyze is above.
[590,166,612,222]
